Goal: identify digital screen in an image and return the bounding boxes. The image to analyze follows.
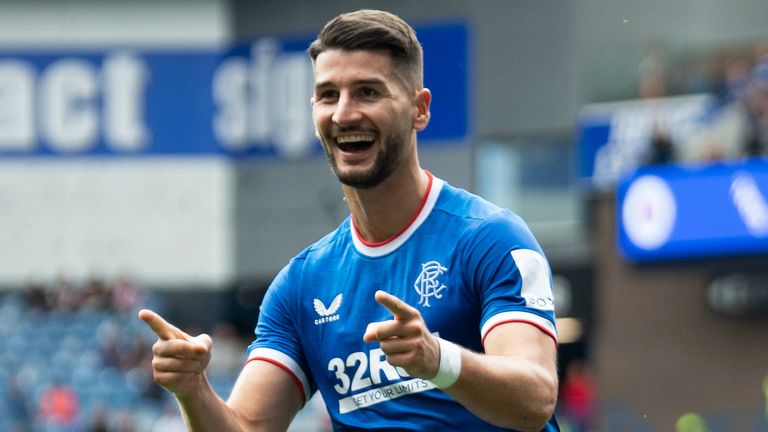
[616,159,768,261]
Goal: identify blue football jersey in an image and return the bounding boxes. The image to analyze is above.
[247,173,559,431]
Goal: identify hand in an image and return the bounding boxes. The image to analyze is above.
[138,309,212,398]
[362,290,440,380]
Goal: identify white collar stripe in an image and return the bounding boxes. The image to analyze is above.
[351,177,444,257]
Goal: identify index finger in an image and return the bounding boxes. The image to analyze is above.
[138,309,190,341]
[374,290,418,321]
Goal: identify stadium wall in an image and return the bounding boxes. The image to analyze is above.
[0,0,233,289]
[592,194,768,430]
[2,0,767,288]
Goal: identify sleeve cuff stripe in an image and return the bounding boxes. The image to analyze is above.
[481,311,558,346]
[246,347,310,405]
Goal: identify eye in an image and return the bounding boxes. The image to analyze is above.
[358,87,379,98]
[316,89,339,101]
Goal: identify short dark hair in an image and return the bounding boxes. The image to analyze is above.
[308,9,423,88]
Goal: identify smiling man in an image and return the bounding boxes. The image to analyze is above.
[139,9,560,432]
[311,42,425,191]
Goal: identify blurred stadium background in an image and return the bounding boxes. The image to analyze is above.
[1,0,767,431]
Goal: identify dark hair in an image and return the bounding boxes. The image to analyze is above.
[308,9,423,88]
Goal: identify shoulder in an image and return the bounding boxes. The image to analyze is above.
[433,181,502,221]
[262,217,350,308]
[273,216,352,285]
[435,181,540,252]
[292,217,351,261]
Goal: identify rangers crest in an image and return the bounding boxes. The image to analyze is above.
[414,261,447,307]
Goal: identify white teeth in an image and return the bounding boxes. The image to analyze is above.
[336,135,375,144]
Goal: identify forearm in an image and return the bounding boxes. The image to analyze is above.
[138,310,299,432]
[442,349,558,432]
[175,376,247,432]
[363,293,558,430]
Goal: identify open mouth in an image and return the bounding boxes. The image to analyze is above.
[335,135,376,153]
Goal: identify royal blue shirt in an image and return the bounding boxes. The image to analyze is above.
[248,173,559,431]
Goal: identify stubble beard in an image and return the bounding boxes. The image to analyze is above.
[322,127,410,190]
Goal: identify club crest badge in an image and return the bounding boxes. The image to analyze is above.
[414,261,447,307]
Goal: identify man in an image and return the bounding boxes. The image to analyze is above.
[139,9,559,431]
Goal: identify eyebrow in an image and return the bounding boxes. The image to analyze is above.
[314,78,388,91]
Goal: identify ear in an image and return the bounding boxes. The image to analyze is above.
[310,97,320,140]
[413,88,431,131]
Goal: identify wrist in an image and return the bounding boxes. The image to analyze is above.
[429,337,462,389]
[174,373,211,402]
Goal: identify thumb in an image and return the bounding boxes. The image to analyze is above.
[192,333,213,353]
[363,322,383,343]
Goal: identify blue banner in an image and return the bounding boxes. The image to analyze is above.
[0,22,468,159]
[616,159,768,261]
[577,95,713,189]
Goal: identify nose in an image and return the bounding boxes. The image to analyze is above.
[331,92,362,127]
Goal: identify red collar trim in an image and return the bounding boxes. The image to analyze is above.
[351,171,434,248]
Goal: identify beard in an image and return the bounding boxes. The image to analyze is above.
[321,125,410,189]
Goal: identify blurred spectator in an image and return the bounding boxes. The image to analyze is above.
[98,317,152,373]
[122,333,152,371]
[677,45,768,163]
[558,359,595,432]
[87,405,109,432]
[112,275,141,314]
[134,352,166,402]
[38,380,80,427]
[81,277,111,311]
[638,41,668,99]
[98,319,124,369]
[682,56,715,95]
[645,124,675,166]
[684,104,748,162]
[5,375,32,431]
[638,39,768,165]
[113,410,138,432]
[208,321,247,376]
[24,281,49,311]
[744,46,768,157]
[720,54,751,103]
[1,275,244,430]
[49,276,81,312]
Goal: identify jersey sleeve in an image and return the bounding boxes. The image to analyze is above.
[246,260,314,405]
[462,212,558,345]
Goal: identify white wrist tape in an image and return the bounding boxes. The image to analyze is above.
[429,337,462,389]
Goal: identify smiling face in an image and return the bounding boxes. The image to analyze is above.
[311,49,429,189]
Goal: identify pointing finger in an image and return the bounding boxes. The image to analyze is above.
[374,290,418,321]
[138,309,190,341]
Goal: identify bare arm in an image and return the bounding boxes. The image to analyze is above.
[363,291,558,432]
[138,309,302,432]
[442,323,558,431]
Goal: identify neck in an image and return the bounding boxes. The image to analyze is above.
[344,165,430,244]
